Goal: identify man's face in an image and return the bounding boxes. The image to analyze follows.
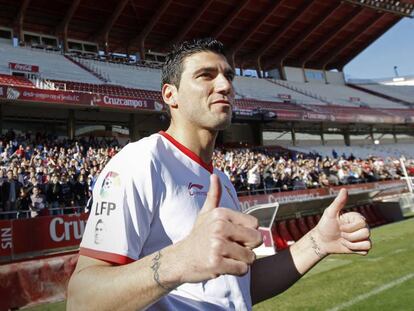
[172,51,235,131]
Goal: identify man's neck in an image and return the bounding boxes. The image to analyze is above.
[165,123,217,164]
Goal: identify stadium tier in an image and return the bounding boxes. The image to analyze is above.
[233,76,318,104]
[354,83,414,105]
[0,42,101,83]
[275,79,408,109]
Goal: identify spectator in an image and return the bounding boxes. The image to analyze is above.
[1,170,23,219]
[30,186,47,217]
[47,174,62,215]
[16,187,30,219]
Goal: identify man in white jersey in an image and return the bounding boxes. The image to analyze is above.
[67,38,371,310]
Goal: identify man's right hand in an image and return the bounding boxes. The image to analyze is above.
[176,174,262,284]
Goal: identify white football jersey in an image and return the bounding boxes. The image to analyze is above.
[80,131,252,310]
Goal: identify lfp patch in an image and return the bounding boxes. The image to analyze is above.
[100,171,121,198]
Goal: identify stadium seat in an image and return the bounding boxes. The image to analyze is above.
[305,215,318,229]
[287,219,303,241]
[271,224,289,250]
[297,217,310,236]
[276,221,295,246]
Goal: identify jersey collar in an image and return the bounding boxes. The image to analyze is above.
[159,131,214,174]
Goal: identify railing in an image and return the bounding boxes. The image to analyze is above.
[0,205,86,220]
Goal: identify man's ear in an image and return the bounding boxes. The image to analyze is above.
[162,84,178,110]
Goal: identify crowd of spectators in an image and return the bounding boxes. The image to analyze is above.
[0,129,411,219]
[213,148,407,195]
[0,130,121,219]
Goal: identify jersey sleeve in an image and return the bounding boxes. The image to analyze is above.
[79,147,158,265]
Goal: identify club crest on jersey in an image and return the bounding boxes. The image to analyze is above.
[188,182,207,196]
[100,171,121,198]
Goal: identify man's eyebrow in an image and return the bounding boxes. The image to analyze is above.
[193,67,235,78]
[193,67,218,76]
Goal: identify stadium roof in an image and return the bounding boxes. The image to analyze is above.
[0,0,413,71]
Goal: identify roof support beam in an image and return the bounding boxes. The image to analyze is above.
[211,0,249,39]
[297,6,364,69]
[264,2,342,69]
[251,0,314,70]
[128,0,173,59]
[13,0,31,43]
[56,0,81,52]
[228,0,284,67]
[92,0,129,47]
[318,12,387,70]
[335,16,401,70]
[165,0,214,50]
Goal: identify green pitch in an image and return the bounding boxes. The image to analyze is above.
[254,216,414,311]
[24,216,414,311]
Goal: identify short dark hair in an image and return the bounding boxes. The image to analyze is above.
[161,38,227,90]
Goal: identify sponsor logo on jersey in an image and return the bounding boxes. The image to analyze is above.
[188,182,207,196]
[100,171,121,198]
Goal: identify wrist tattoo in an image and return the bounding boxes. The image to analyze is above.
[310,234,324,259]
[151,251,173,292]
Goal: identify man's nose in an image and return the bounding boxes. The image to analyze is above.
[215,74,233,95]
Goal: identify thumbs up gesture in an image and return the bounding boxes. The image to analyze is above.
[313,189,372,257]
[176,174,263,284]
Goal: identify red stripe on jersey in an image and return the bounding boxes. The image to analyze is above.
[79,247,135,265]
[159,131,213,174]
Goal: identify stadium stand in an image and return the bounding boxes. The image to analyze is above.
[0,42,101,84]
[233,76,318,103]
[0,74,34,87]
[273,79,408,109]
[75,58,161,91]
[354,84,414,105]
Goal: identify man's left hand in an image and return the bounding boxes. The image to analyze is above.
[313,189,372,257]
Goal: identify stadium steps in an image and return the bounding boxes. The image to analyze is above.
[64,54,109,83]
[267,79,332,105]
[348,83,413,108]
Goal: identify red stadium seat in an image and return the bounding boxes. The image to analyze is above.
[367,204,387,225]
[271,224,289,250]
[287,219,303,241]
[297,217,310,236]
[276,221,295,246]
[305,215,318,229]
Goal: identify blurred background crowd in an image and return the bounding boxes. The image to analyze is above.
[0,129,410,219]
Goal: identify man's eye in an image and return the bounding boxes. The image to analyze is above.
[199,73,212,79]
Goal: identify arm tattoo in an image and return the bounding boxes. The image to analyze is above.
[310,234,324,259]
[151,251,173,292]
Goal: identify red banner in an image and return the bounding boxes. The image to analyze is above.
[0,84,92,106]
[9,62,39,73]
[0,220,12,258]
[92,94,165,111]
[0,213,89,263]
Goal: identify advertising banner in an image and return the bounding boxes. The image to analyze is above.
[92,94,165,112]
[8,62,39,73]
[0,84,92,106]
[0,220,12,259]
[0,213,89,263]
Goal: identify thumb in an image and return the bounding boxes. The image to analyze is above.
[325,188,348,218]
[200,174,222,214]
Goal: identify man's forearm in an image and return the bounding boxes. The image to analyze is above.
[250,229,324,305]
[67,244,183,311]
